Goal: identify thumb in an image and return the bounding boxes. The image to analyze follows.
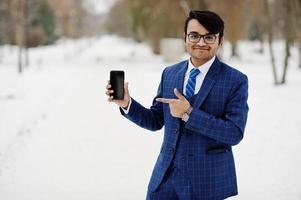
[124,82,129,95]
[174,88,184,100]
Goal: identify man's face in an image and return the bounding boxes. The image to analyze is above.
[185,19,223,65]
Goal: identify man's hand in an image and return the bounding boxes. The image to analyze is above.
[105,80,130,109]
[156,88,191,118]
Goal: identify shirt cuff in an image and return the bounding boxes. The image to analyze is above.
[121,98,132,114]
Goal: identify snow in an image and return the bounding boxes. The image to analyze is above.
[0,36,301,200]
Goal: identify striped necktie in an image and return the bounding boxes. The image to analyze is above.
[185,68,200,98]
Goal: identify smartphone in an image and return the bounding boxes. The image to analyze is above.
[110,70,124,100]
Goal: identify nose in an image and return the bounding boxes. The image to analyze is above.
[197,37,206,46]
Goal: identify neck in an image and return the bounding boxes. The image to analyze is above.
[191,58,208,67]
[190,56,215,67]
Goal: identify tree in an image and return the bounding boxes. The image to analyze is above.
[281,0,296,84]
[209,0,246,58]
[108,0,187,54]
[29,0,56,45]
[12,0,26,73]
[245,0,266,54]
[179,0,209,13]
[263,0,298,85]
[292,0,301,68]
[263,0,278,85]
[0,0,14,45]
[47,0,94,38]
[0,0,13,63]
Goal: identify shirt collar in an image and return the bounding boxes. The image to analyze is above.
[187,56,216,76]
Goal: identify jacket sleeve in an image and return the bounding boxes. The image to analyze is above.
[185,74,249,145]
[120,72,165,132]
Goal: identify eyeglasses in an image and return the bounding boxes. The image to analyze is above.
[187,32,217,44]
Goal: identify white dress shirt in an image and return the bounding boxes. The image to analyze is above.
[122,56,216,113]
[183,56,215,96]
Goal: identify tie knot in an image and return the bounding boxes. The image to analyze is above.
[190,68,200,78]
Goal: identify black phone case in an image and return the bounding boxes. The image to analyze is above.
[110,70,124,100]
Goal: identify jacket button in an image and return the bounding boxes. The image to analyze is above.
[169,148,175,154]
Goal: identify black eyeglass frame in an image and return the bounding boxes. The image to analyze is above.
[186,32,218,44]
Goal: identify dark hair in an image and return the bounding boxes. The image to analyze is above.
[184,10,224,43]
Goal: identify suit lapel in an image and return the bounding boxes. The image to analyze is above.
[175,60,188,94]
[193,57,222,108]
[171,60,188,132]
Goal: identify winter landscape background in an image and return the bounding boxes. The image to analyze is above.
[0,35,301,200]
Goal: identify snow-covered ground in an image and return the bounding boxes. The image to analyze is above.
[0,36,300,200]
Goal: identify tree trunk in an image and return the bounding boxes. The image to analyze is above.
[259,37,264,54]
[298,19,301,69]
[294,0,301,68]
[24,47,29,66]
[194,0,208,9]
[0,47,2,63]
[179,0,190,15]
[18,45,23,73]
[180,0,208,12]
[299,41,301,68]
[263,0,278,85]
[281,39,291,84]
[281,0,295,84]
[151,38,160,55]
[231,42,239,57]
[24,0,29,67]
[14,0,26,74]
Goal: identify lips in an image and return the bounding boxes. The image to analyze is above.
[194,47,210,50]
[193,46,210,50]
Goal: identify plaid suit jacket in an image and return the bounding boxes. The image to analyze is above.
[121,57,249,199]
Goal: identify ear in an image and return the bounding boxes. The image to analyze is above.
[218,36,224,47]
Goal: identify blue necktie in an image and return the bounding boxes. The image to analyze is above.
[185,68,200,98]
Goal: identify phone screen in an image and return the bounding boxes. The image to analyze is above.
[110,70,124,100]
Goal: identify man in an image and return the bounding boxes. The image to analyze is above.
[106,10,248,200]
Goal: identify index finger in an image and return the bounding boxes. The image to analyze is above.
[156,98,174,104]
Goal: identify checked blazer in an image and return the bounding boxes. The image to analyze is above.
[121,57,249,199]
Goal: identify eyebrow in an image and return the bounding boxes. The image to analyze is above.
[188,31,212,35]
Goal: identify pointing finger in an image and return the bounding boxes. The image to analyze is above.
[156,98,174,104]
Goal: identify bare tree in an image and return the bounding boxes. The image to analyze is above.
[179,0,209,15]
[209,0,245,58]
[48,0,92,38]
[12,0,26,73]
[263,0,298,85]
[179,0,190,15]
[24,0,29,66]
[0,1,7,63]
[263,0,279,85]
[281,0,296,84]
[109,0,187,54]
[0,0,14,62]
[293,0,301,68]
[245,0,266,54]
